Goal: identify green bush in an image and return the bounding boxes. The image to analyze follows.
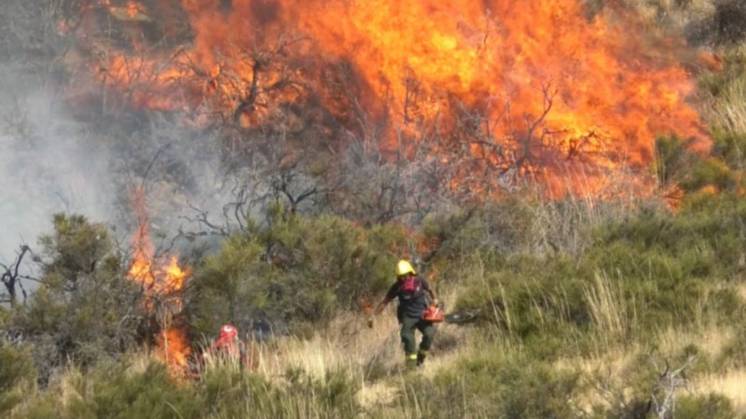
[8,354,363,419]
[83,362,200,419]
[283,367,361,417]
[0,343,36,415]
[187,234,268,336]
[198,361,276,417]
[15,361,200,419]
[654,135,739,193]
[402,350,582,418]
[682,158,737,192]
[711,129,746,170]
[654,135,702,187]
[188,211,408,336]
[675,394,735,419]
[448,197,746,351]
[454,255,589,340]
[9,214,144,379]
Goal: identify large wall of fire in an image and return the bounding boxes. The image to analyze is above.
[62,0,710,197]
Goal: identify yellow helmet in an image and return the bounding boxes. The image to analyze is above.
[396,259,416,277]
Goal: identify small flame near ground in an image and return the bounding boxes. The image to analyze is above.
[127,187,191,371]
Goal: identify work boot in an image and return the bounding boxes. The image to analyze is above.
[417,350,427,367]
[405,353,418,370]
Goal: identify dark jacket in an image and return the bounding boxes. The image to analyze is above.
[385,276,432,320]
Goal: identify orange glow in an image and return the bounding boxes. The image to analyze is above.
[128,187,191,371]
[157,327,191,369]
[69,0,710,199]
[103,0,150,21]
[126,2,139,18]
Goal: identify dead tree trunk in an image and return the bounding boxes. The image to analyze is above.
[1,245,31,307]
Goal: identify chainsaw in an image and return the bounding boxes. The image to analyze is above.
[424,303,480,325]
[422,304,445,323]
[365,302,480,327]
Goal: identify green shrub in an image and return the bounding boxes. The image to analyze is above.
[402,350,582,418]
[9,354,364,419]
[198,362,276,417]
[283,367,361,417]
[676,393,735,419]
[197,361,362,418]
[681,158,737,192]
[453,254,590,335]
[187,234,267,336]
[11,359,201,419]
[188,212,407,336]
[711,129,746,170]
[449,199,746,351]
[0,343,36,415]
[654,135,701,187]
[70,361,200,419]
[9,214,143,380]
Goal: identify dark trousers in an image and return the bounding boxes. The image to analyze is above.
[400,316,436,354]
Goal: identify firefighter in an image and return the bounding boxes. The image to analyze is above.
[372,259,439,368]
[204,324,245,365]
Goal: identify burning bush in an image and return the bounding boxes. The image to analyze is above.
[57,0,712,199]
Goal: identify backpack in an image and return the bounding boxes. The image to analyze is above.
[400,276,421,294]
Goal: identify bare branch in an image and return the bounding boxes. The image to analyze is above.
[1,244,32,307]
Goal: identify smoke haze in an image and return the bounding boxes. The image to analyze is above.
[0,66,118,264]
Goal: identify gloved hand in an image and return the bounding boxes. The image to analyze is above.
[367,317,374,328]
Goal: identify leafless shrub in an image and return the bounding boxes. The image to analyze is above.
[1,245,36,307]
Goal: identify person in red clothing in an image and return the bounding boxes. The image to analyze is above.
[203,324,249,367]
[211,324,241,356]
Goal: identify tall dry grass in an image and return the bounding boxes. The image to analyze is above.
[583,271,630,346]
[251,313,402,383]
[713,71,746,134]
[692,369,746,414]
[195,307,476,416]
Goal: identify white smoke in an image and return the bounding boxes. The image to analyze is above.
[0,71,117,264]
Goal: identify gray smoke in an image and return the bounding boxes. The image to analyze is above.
[0,69,117,264]
[0,71,241,277]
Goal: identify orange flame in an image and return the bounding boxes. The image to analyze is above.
[128,187,191,370]
[69,0,710,198]
[156,327,191,369]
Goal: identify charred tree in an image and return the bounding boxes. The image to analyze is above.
[1,245,33,307]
